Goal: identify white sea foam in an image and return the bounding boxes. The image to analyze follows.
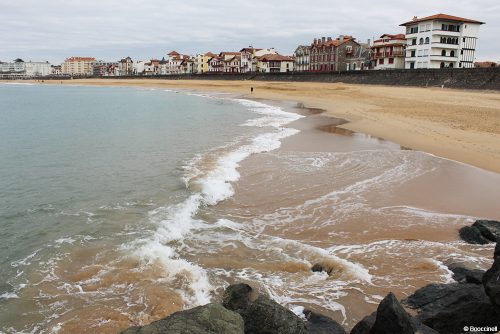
[135,97,302,307]
[0,292,19,300]
[430,259,455,284]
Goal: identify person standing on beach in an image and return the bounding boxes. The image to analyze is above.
[251,87,254,94]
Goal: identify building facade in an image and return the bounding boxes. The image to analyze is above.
[309,36,363,71]
[118,57,134,76]
[371,34,406,70]
[401,14,484,69]
[255,54,294,73]
[294,45,310,72]
[0,59,51,77]
[62,57,95,75]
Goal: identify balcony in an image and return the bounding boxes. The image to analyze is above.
[431,42,460,49]
[372,51,405,59]
[430,55,458,61]
[432,30,460,37]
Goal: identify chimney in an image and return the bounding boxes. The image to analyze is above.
[313,38,317,44]
[339,35,344,42]
[327,37,332,41]
[322,37,326,43]
[367,38,371,46]
[412,16,418,21]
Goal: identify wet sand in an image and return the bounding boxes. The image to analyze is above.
[21,78,500,173]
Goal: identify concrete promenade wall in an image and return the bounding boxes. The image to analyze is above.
[21,67,500,91]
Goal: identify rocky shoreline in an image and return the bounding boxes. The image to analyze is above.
[122,220,500,334]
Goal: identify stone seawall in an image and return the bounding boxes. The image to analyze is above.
[102,67,500,90]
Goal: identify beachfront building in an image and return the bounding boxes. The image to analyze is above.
[194,53,215,74]
[62,57,95,76]
[294,45,311,72]
[51,65,62,76]
[160,51,194,75]
[371,34,406,70]
[0,59,52,77]
[133,60,147,75]
[240,47,278,72]
[218,52,241,73]
[255,54,294,73]
[92,60,119,76]
[118,57,134,76]
[310,35,365,71]
[208,55,224,73]
[400,14,485,69]
[144,59,160,75]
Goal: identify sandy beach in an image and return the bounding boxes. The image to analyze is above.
[27,78,500,174]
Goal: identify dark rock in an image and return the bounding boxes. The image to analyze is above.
[311,263,333,275]
[483,257,500,308]
[404,283,500,334]
[121,303,244,334]
[222,283,254,312]
[370,293,413,334]
[222,284,307,334]
[459,226,491,244]
[350,311,437,334]
[350,313,375,334]
[447,263,485,284]
[303,309,346,334]
[495,242,500,259]
[473,220,500,242]
[408,318,439,334]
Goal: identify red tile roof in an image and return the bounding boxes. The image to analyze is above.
[256,54,293,62]
[400,14,484,26]
[379,34,406,39]
[65,57,96,62]
[168,51,180,56]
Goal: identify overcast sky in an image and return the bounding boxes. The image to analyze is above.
[1,0,498,64]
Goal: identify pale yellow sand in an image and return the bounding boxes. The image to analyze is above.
[18,79,500,173]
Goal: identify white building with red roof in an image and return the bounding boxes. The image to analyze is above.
[371,34,406,70]
[400,14,484,69]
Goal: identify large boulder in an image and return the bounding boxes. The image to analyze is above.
[370,293,413,334]
[350,313,375,334]
[473,220,500,242]
[404,283,500,334]
[222,283,307,334]
[459,226,491,244]
[483,256,500,309]
[303,309,346,334]
[349,311,437,334]
[447,263,485,284]
[495,242,500,259]
[121,303,244,334]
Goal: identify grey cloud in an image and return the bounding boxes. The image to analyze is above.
[0,0,498,63]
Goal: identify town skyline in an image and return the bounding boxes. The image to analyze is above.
[1,0,499,64]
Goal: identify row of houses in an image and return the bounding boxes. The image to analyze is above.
[52,48,295,76]
[293,14,486,71]
[1,13,491,78]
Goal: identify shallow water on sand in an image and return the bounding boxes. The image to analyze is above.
[0,84,499,333]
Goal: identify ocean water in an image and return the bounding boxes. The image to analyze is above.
[1,83,499,333]
[0,84,301,333]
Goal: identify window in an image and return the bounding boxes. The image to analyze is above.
[449,63,454,68]
[379,59,384,64]
[388,58,394,64]
[440,62,445,68]
[419,38,424,45]
[441,50,446,56]
[411,50,416,57]
[459,62,462,67]
[410,26,418,34]
[425,37,430,44]
[450,51,455,57]
[412,39,417,45]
